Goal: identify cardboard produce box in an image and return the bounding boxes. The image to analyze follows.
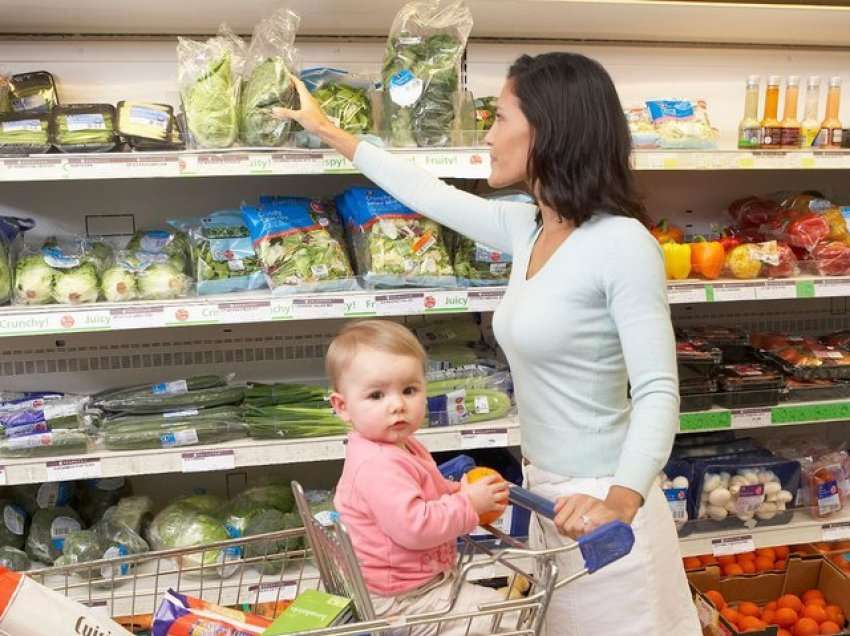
[689,557,850,636]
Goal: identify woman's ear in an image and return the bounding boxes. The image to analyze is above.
[329,392,350,422]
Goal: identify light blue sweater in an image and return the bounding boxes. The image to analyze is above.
[353,142,678,498]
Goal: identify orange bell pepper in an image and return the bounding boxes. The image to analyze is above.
[650,219,684,244]
[690,238,725,280]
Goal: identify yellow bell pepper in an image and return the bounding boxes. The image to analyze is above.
[662,242,691,280]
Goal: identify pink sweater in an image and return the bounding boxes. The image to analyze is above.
[334,431,479,596]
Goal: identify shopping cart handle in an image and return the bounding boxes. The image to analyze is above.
[507,485,557,519]
[578,520,634,574]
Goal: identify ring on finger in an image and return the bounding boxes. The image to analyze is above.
[580,514,591,526]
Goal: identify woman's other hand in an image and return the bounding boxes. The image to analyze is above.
[552,486,642,539]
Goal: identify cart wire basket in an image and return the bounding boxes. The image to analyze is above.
[29,481,634,635]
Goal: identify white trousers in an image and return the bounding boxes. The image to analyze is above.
[525,464,702,636]
[371,571,508,636]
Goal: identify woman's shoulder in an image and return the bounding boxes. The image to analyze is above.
[582,214,661,265]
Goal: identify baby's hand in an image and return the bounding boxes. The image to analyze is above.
[460,474,509,517]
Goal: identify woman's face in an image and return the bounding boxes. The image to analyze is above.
[484,80,533,189]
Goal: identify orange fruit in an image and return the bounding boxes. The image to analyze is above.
[723,563,745,576]
[755,556,776,572]
[738,551,757,562]
[776,559,787,570]
[740,559,757,574]
[683,557,702,570]
[705,590,726,610]
[700,555,719,566]
[738,602,762,618]
[779,595,804,614]
[721,607,740,626]
[820,621,841,635]
[803,604,828,624]
[767,602,778,611]
[802,590,825,604]
[718,555,737,565]
[465,467,505,525]
[762,608,777,625]
[757,547,777,561]
[776,608,799,627]
[794,617,820,636]
[739,616,766,631]
[775,546,791,559]
[807,598,827,608]
[778,630,793,636]
[825,605,845,626]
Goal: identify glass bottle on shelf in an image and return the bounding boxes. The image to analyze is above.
[815,76,842,148]
[800,76,821,148]
[760,75,782,148]
[779,75,801,149]
[738,75,762,149]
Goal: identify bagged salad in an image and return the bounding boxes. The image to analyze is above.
[50,103,118,153]
[170,210,266,295]
[8,71,58,115]
[240,8,300,147]
[336,186,455,288]
[0,216,34,305]
[177,24,246,149]
[382,0,473,147]
[100,229,192,302]
[242,197,356,294]
[645,99,719,150]
[293,67,375,148]
[14,237,112,305]
[0,112,51,154]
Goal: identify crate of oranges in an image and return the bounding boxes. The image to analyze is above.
[795,542,850,578]
[689,556,850,635]
[683,546,794,576]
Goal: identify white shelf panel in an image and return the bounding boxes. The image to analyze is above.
[5,149,850,183]
[678,509,849,557]
[0,419,519,486]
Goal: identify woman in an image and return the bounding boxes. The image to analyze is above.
[276,52,701,636]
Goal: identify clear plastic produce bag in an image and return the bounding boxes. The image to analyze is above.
[177,24,246,149]
[0,215,34,305]
[240,8,301,147]
[382,0,473,147]
[170,210,266,295]
[336,186,456,288]
[425,367,514,426]
[242,197,357,294]
[293,67,376,148]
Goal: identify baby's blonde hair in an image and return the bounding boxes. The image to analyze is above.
[326,320,427,390]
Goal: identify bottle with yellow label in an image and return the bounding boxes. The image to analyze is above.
[815,76,842,148]
[738,75,762,149]
[800,76,821,148]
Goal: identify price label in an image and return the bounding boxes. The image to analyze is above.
[109,306,165,330]
[181,450,236,473]
[459,428,509,449]
[667,284,708,304]
[467,289,505,312]
[731,408,772,430]
[713,284,757,302]
[291,297,346,320]
[45,458,102,482]
[815,279,850,297]
[1,157,65,181]
[711,534,755,557]
[374,292,424,316]
[217,301,271,324]
[248,580,298,603]
[271,152,324,174]
[196,153,250,176]
[755,282,797,300]
[822,521,850,542]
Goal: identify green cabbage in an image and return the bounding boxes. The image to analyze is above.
[13,254,54,304]
[26,507,83,564]
[52,262,99,304]
[136,263,191,300]
[242,508,302,574]
[224,484,294,536]
[101,265,138,302]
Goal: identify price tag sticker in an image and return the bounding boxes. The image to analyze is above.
[45,458,102,482]
[109,306,165,330]
[374,292,424,316]
[249,581,298,604]
[467,289,505,312]
[731,408,772,430]
[711,534,755,557]
[755,282,797,300]
[291,297,346,320]
[217,301,271,325]
[713,284,757,302]
[459,428,509,449]
[181,450,236,473]
[667,284,708,304]
[815,279,850,297]
[822,521,850,542]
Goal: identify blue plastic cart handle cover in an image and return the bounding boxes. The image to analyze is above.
[578,521,635,574]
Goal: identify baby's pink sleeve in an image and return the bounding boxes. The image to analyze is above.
[444,479,462,494]
[358,456,478,551]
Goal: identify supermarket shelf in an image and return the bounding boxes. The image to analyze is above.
[0,419,519,486]
[1,275,847,340]
[0,287,505,338]
[678,509,850,557]
[5,149,850,184]
[679,398,850,434]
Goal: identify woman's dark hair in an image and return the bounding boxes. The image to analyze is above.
[507,52,648,227]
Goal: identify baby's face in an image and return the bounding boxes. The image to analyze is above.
[330,347,426,447]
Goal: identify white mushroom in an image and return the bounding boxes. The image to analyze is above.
[704,474,722,492]
[709,488,732,507]
[725,500,737,513]
[776,490,794,504]
[699,503,707,518]
[756,502,778,520]
[730,484,742,496]
[737,511,755,522]
[764,482,782,498]
[707,505,728,521]
[720,472,732,487]
[730,475,747,487]
[742,471,760,486]
[672,476,690,490]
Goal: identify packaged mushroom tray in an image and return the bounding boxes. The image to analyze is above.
[659,458,695,537]
[691,456,800,532]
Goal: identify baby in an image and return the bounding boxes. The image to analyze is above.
[329,319,509,635]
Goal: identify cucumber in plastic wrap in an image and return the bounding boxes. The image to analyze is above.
[98,405,243,432]
[93,375,243,414]
[426,371,513,426]
[102,420,247,450]
[0,430,89,458]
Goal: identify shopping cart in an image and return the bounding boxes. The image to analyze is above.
[289,479,635,636]
[29,482,633,635]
